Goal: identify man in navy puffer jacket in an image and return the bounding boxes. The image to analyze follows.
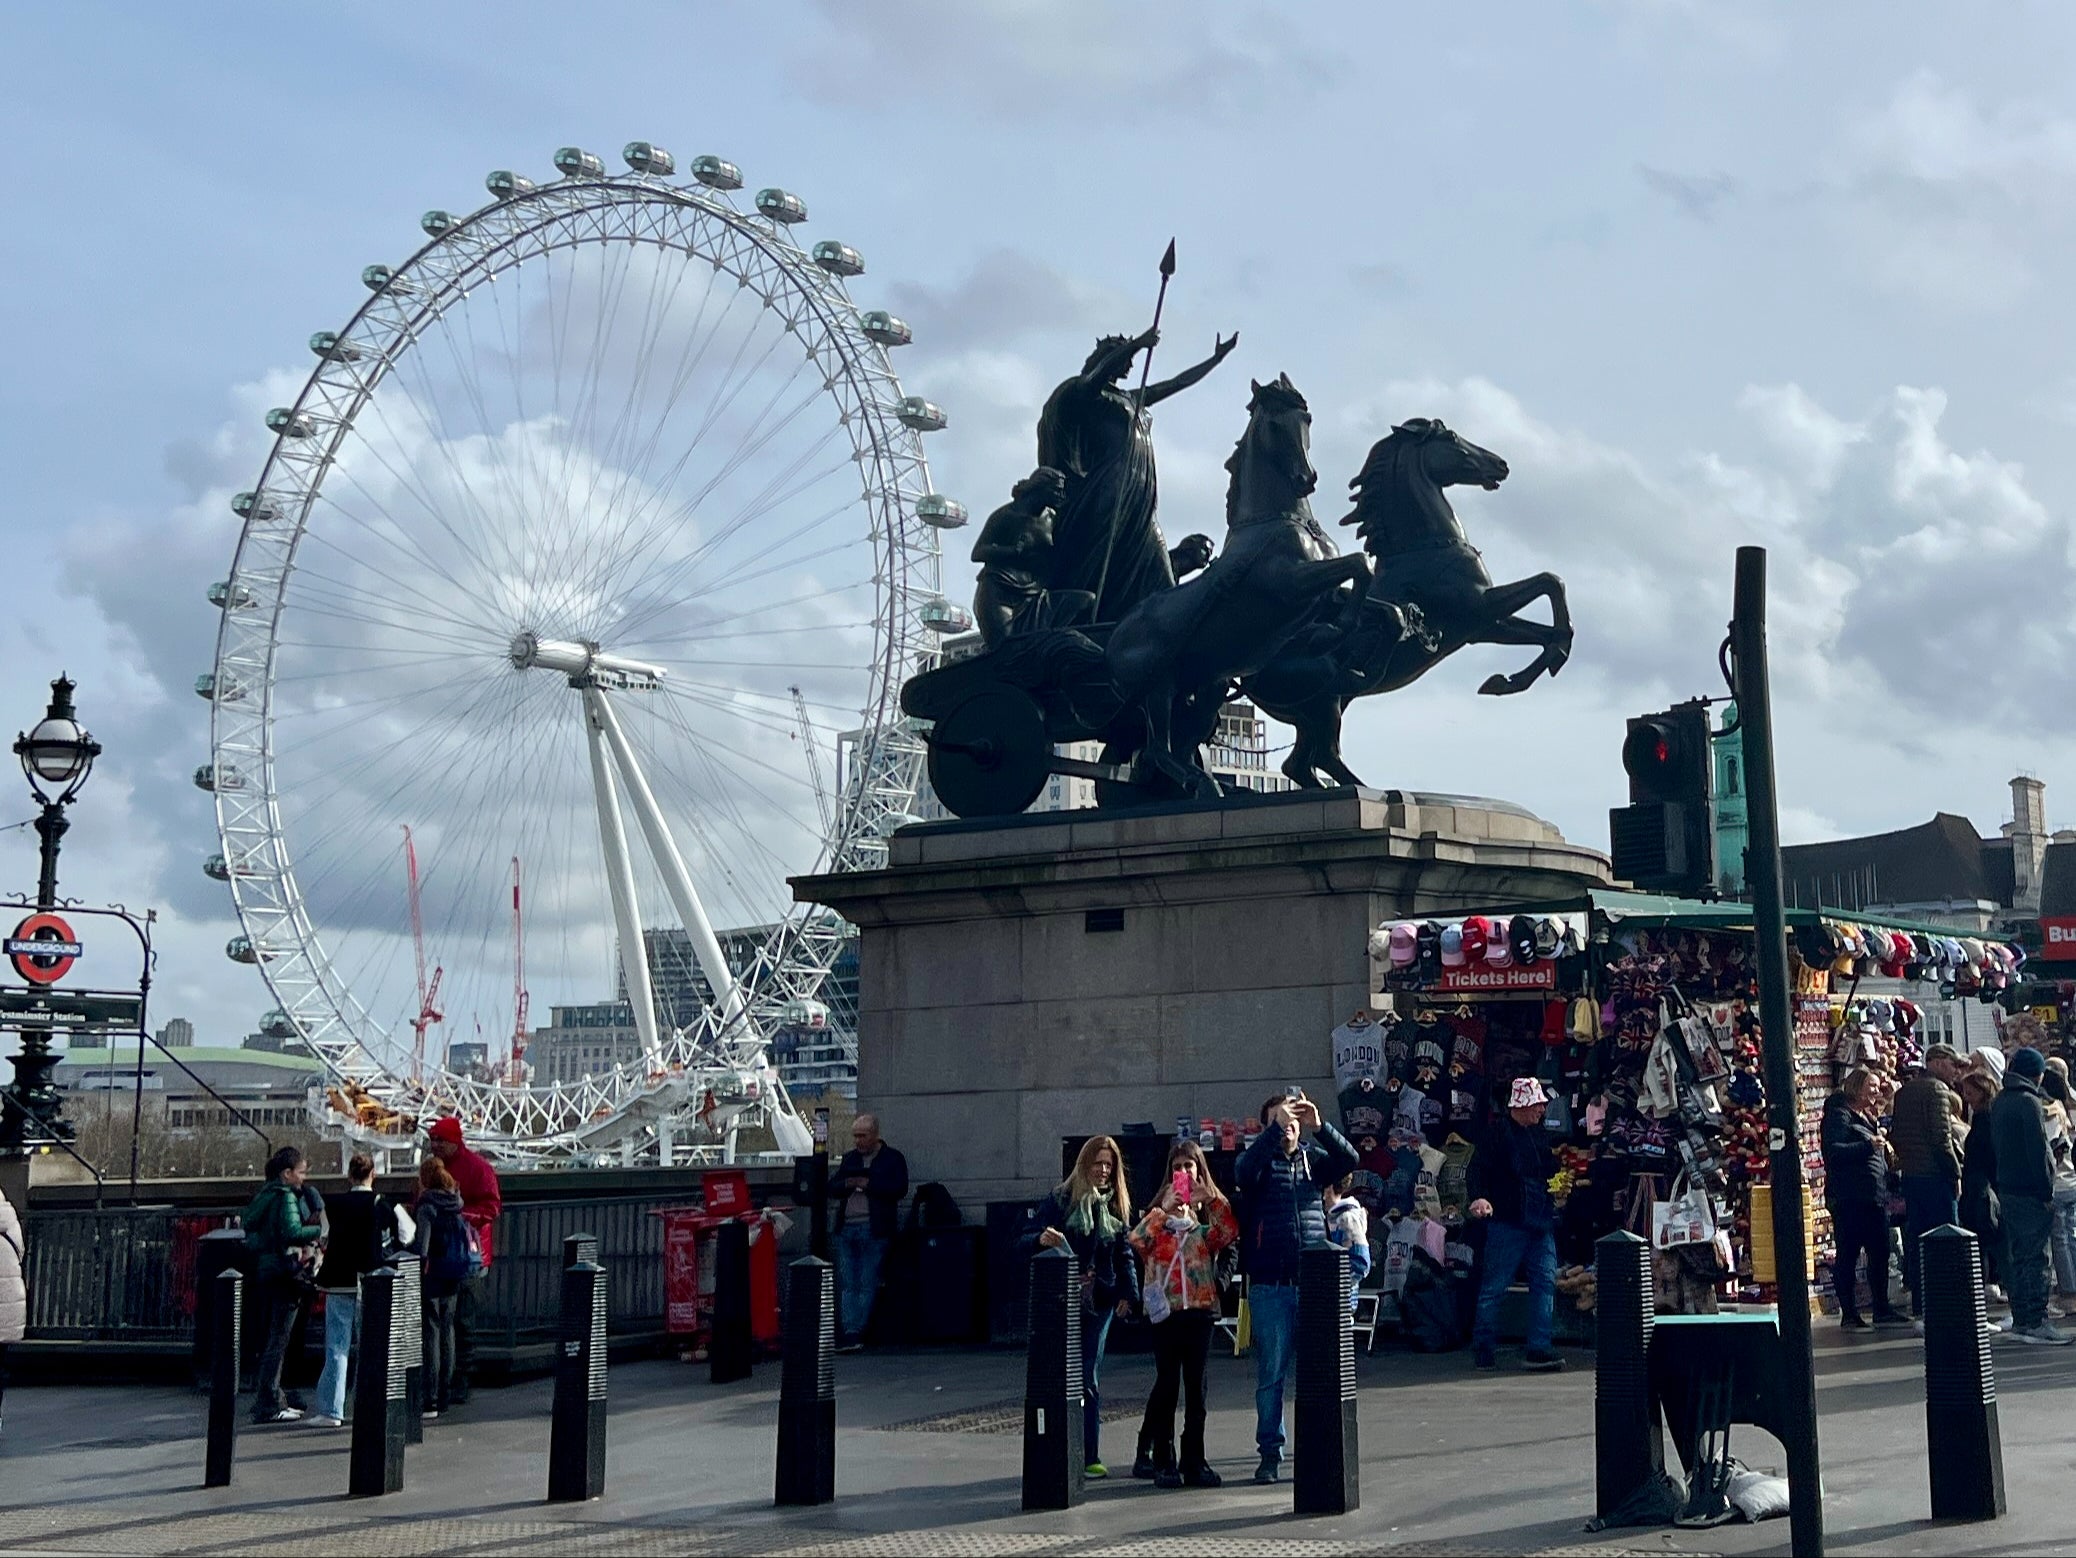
[1237,1091,1358,1484]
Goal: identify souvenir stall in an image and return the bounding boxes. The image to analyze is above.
[1362,892,2034,1339]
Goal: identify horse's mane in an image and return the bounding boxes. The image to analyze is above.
[1224,375,1310,526]
[1343,418,1444,551]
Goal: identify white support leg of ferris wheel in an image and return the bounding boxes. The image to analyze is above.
[583,692,661,1061]
[585,684,752,1037]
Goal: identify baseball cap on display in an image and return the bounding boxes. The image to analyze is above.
[1509,914,1540,966]
[1440,923,1467,968]
[1486,924,1515,968]
[1415,921,1443,978]
[1534,917,1564,959]
[1388,923,1419,967]
[1462,917,1491,963]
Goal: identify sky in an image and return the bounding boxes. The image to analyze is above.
[4,1,2076,1046]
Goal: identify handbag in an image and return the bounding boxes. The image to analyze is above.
[1652,1170,1718,1250]
[1638,1035,1682,1120]
[1142,1242,1185,1325]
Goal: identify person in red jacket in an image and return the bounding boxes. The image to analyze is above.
[427,1116,501,1404]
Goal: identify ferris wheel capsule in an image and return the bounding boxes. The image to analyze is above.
[194,762,243,793]
[195,672,244,702]
[208,579,256,610]
[920,597,971,634]
[812,241,864,278]
[421,210,457,237]
[486,169,537,200]
[309,331,361,363]
[231,491,280,523]
[623,142,675,176]
[265,408,315,438]
[916,494,967,530]
[260,1008,297,1038]
[690,154,742,190]
[554,146,606,179]
[225,935,275,965]
[896,396,947,432]
[755,188,807,224]
[858,310,912,348]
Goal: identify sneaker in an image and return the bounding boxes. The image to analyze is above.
[252,1407,304,1425]
[1084,1461,1108,1480]
[1987,1284,2008,1303]
[1997,1314,2017,1332]
[1253,1455,1280,1485]
[2018,1323,2074,1346]
[834,1340,863,1355]
[1132,1452,1159,1480]
[304,1415,344,1429]
[2050,1303,2068,1320]
[422,1408,441,1421]
[1184,1465,1223,1488]
[1840,1313,1871,1331]
[1153,1467,1184,1490]
[1522,1348,1566,1373]
[1473,1345,1497,1370]
[1873,1311,1913,1328]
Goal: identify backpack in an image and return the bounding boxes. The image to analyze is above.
[909,1182,961,1231]
[426,1202,485,1285]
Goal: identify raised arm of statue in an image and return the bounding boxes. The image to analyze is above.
[1141,332,1238,408]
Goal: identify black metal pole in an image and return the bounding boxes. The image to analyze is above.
[32,801,64,910]
[807,1153,829,1263]
[548,1259,608,1502]
[396,1253,424,1447]
[1021,1246,1084,1511]
[1922,1225,2004,1520]
[1294,1243,1359,1516]
[775,1256,836,1506]
[710,1220,753,1384]
[1730,545,1824,1554]
[203,1268,241,1488]
[348,1267,407,1496]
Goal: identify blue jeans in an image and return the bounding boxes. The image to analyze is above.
[1473,1221,1557,1354]
[1083,1306,1113,1463]
[1899,1175,1959,1311]
[315,1291,360,1421]
[1249,1282,1299,1461]
[836,1223,887,1342]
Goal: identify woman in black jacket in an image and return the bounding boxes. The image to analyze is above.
[1018,1135,1136,1479]
[1822,1067,1906,1329]
[1959,1070,2003,1297]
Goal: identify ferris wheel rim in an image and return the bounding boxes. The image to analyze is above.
[205,161,942,1149]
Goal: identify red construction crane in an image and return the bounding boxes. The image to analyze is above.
[508,854,530,1084]
[401,825,443,1082]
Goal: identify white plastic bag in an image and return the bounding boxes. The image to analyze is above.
[1652,1171,1716,1250]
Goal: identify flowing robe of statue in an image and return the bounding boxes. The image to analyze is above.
[1035,376,1173,627]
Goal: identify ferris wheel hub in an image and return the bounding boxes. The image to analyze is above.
[509,631,665,691]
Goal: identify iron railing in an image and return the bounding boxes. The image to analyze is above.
[23,1191,696,1347]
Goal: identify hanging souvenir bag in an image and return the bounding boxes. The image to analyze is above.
[1652,1169,1718,1250]
[1638,1032,1683,1120]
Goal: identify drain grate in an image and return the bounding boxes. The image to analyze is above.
[870,1397,1141,1435]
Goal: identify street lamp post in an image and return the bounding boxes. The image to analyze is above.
[0,674,100,1161]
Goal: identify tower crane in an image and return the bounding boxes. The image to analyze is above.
[790,686,833,837]
[401,825,443,1082]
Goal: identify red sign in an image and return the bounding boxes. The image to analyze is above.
[2041,918,2076,962]
[1433,963,1556,993]
[659,1209,703,1334]
[7,912,80,985]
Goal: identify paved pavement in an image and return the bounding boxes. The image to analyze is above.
[2,1325,2074,1556]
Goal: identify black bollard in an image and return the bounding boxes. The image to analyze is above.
[793,1154,830,1262]
[395,1253,424,1447]
[348,1268,407,1496]
[204,1268,241,1488]
[548,1259,609,1502]
[1021,1246,1083,1510]
[1922,1225,2005,1521]
[775,1256,836,1506]
[1294,1242,1359,1516]
[1593,1230,1675,1525]
[564,1231,599,1270]
[711,1219,754,1384]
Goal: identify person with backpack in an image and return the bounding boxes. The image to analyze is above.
[309,1153,393,1428]
[244,1146,321,1424]
[425,1117,500,1404]
[410,1158,480,1419]
[1018,1135,1137,1480]
[1235,1089,1359,1484]
[1128,1139,1238,1488]
[828,1113,908,1352]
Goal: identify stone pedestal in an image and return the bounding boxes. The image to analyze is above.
[794,788,1609,1210]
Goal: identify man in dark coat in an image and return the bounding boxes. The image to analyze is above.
[1991,1048,2071,1344]
[1237,1090,1358,1484]
[1469,1077,1568,1371]
[829,1113,909,1351]
[1890,1043,1965,1316]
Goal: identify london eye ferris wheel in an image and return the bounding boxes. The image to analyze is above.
[199,141,963,1162]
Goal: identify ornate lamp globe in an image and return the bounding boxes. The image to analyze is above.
[15,674,100,802]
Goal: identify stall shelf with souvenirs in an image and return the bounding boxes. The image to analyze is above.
[1362,891,2035,1339]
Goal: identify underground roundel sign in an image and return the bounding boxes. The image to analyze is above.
[7,912,82,985]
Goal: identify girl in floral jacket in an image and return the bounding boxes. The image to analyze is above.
[1128,1139,1239,1487]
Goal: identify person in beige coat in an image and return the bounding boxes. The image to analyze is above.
[0,1184,25,1432]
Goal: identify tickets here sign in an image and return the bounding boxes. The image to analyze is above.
[1432,964,1555,993]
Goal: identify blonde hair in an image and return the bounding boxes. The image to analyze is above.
[1841,1066,1880,1106]
[1166,1139,1227,1206]
[1959,1072,2000,1111]
[1065,1135,1131,1224]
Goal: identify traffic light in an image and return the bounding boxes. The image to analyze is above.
[1609,699,1716,895]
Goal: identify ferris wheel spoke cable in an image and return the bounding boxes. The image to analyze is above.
[306,457,519,633]
[294,489,511,639]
